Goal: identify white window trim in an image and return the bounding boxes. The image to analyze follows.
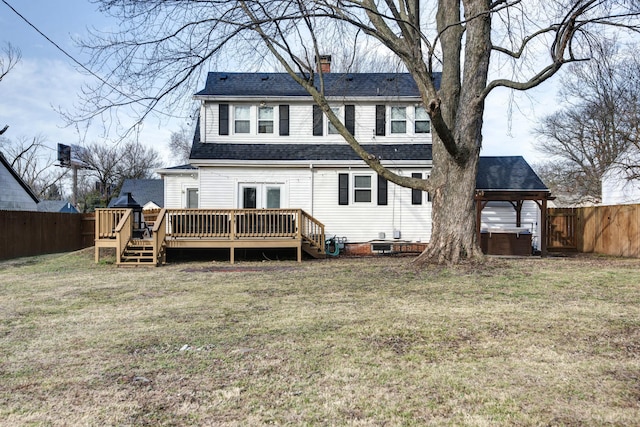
[237,182,287,209]
[390,106,407,134]
[233,105,251,135]
[183,186,199,208]
[352,173,373,204]
[229,104,282,136]
[258,106,275,134]
[327,105,343,135]
[414,105,431,134]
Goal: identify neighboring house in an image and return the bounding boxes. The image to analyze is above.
[37,200,79,213]
[602,146,640,205]
[0,152,39,211]
[108,178,164,210]
[158,65,550,253]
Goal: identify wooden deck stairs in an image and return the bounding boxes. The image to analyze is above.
[302,240,326,259]
[120,239,160,265]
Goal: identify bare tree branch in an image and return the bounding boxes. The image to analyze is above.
[0,42,21,82]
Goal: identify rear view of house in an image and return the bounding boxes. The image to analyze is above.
[98,68,550,265]
[157,67,549,256]
[159,70,438,252]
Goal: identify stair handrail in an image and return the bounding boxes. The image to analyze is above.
[114,209,132,264]
[152,208,167,265]
[300,209,325,253]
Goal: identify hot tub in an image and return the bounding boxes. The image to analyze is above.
[480,227,532,256]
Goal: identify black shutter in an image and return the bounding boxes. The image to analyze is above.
[219,104,229,135]
[279,105,289,136]
[345,105,355,136]
[375,105,386,136]
[378,175,388,205]
[412,173,422,205]
[339,173,349,205]
[313,105,323,136]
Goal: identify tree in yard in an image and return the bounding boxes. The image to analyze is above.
[0,42,21,83]
[0,134,69,200]
[1,42,22,135]
[535,41,640,205]
[79,1,640,264]
[74,140,163,210]
[168,123,195,166]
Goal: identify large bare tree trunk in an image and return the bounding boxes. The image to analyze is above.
[413,0,490,265]
[414,142,482,265]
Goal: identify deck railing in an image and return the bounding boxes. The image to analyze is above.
[95,208,127,239]
[300,210,325,253]
[95,208,325,264]
[162,208,321,242]
[113,209,132,264]
[152,208,167,265]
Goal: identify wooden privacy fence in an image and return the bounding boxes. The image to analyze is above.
[547,205,640,257]
[0,210,95,261]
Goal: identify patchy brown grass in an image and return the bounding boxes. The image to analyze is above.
[1,250,639,426]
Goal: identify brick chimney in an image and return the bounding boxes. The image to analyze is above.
[317,55,332,73]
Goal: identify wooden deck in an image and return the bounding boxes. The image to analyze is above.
[94,208,326,266]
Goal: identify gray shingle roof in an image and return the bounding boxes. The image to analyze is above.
[37,200,78,213]
[108,179,164,208]
[195,72,441,98]
[0,152,39,204]
[189,72,546,193]
[190,142,432,162]
[191,139,546,192]
[476,156,548,191]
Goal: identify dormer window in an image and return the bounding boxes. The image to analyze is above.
[415,106,431,134]
[328,106,342,135]
[390,106,407,134]
[234,106,250,134]
[258,106,274,134]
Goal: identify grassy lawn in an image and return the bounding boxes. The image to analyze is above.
[0,250,639,426]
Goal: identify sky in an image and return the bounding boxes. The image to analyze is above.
[0,0,558,176]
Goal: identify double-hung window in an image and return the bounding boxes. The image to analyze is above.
[258,106,274,134]
[415,106,431,133]
[234,106,251,134]
[353,175,372,203]
[391,106,407,134]
[328,106,341,135]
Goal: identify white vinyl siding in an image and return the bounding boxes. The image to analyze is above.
[200,102,432,145]
[162,173,199,209]
[313,168,432,243]
[197,167,311,211]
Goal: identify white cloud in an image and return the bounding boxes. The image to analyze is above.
[481,79,560,165]
[0,57,178,167]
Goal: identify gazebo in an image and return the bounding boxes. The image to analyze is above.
[475,157,553,256]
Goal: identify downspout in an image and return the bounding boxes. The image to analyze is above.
[309,163,314,215]
[201,100,206,144]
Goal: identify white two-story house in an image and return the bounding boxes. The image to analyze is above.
[159,64,550,256]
